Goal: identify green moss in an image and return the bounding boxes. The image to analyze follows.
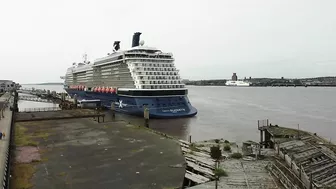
[196,143,205,147]
[230,152,243,159]
[223,145,231,152]
[12,163,36,189]
[213,168,228,177]
[15,123,50,147]
[58,172,67,177]
[190,143,200,152]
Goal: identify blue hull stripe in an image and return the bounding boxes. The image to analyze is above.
[64,89,197,118]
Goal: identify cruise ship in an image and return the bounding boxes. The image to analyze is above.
[225,73,251,87]
[61,32,197,118]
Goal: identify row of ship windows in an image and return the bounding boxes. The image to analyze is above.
[140,85,184,89]
[137,72,178,76]
[138,80,182,84]
[133,63,173,67]
[136,67,176,71]
[139,76,180,80]
[126,54,172,59]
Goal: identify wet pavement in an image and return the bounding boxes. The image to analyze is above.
[14,114,186,189]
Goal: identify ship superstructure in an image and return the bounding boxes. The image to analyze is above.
[62,32,197,118]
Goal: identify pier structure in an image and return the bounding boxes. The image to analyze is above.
[258,120,336,189]
[18,95,54,103]
[3,90,186,189]
[0,92,15,189]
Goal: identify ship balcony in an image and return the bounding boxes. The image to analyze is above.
[130,64,175,70]
[138,80,182,85]
[125,57,174,62]
[136,75,181,80]
[139,84,185,89]
[134,71,179,76]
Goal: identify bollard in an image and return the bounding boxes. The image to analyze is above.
[144,106,149,128]
[111,102,115,119]
[73,95,78,108]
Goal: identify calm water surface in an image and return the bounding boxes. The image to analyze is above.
[20,84,336,143]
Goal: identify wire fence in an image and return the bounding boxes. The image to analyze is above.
[20,107,62,112]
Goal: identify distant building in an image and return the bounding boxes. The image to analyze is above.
[232,73,238,81]
[0,80,16,92]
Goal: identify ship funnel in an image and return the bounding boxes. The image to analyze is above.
[113,41,120,51]
[132,32,142,47]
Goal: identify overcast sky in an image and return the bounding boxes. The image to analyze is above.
[1,0,336,83]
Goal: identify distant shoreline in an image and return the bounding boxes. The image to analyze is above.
[22,83,63,85]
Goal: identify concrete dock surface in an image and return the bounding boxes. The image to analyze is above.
[13,113,186,189]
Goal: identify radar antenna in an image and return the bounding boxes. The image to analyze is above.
[83,53,88,64]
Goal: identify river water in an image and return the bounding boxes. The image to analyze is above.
[19,84,336,143]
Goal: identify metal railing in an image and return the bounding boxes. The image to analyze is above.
[20,107,61,112]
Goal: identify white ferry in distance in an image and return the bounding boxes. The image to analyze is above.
[61,32,197,118]
[225,73,251,87]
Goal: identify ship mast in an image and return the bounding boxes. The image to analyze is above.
[83,53,88,64]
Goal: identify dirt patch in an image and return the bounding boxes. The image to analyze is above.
[15,146,41,163]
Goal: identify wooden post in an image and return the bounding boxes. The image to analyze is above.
[266,119,269,126]
[299,163,302,179]
[260,130,263,148]
[73,95,78,108]
[144,105,149,128]
[309,173,313,189]
[111,102,115,119]
[189,135,192,143]
[277,142,280,155]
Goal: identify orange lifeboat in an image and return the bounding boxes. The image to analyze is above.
[97,87,101,93]
[110,87,116,94]
[101,87,106,93]
[93,87,97,92]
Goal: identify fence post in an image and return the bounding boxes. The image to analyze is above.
[144,105,149,128]
[111,102,115,119]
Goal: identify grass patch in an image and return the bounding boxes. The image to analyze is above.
[58,172,67,177]
[15,124,50,147]
[15,126,36,147]
[196,143,205,147]
[230,152,243,159]
[223,145,231,152]
[11,163,36,189]
[190,143,200,152]
[213,168,228,177]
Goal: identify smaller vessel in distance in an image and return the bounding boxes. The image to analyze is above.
[225,73,251,87]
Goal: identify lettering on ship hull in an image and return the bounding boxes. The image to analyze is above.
[162,108,186,113]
